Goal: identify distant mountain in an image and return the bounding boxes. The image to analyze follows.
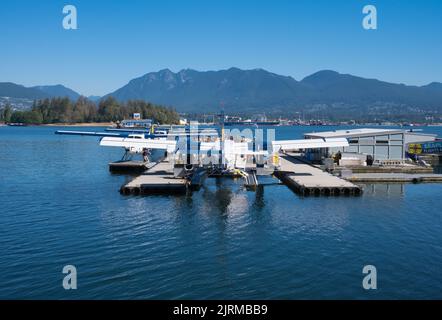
[300,70,442,107]
[105,68,312,112]
[31,85,81,100]
[0,82,48,100]
[0,82,82,101]
[421,82,442,93]
[3,69,442,116]
[105,68,442,113]
[0,82,83,109]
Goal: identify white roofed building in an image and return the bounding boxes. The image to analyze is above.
[303,128,437,162]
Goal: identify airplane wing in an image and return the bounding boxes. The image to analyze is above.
[100,137,177,153]
[55,130,122,137]
[271,138,349,152]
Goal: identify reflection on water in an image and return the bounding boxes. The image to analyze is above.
[360,183,405,197]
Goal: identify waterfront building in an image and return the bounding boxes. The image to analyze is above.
[303,128,437,162]
[119,119,153,128]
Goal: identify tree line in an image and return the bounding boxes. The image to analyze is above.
[0,97,180,125]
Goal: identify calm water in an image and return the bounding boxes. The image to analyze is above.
[0,125,441,299]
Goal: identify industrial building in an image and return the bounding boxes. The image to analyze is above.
[303,128,437,163]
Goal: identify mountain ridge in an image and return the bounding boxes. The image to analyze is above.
[0,82,49,100]
[105,68,442,113]
[2,68,442,115]
[30,85,81,100]
[0,83,82,100]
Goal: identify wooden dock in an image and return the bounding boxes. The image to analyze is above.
[120,160,189,195]
[274,154,362,196]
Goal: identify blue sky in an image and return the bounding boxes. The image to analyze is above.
[0,0,441,96]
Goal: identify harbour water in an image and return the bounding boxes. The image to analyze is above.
[0,125,441,299]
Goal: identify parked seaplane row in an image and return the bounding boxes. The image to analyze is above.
[98,134,349,171]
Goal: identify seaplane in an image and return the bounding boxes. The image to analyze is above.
[56,123,349,190]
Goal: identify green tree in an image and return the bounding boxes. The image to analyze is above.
[3,104,12,123]
[98,97,121,121]
[10,110,43,124]
[7,97,179,125]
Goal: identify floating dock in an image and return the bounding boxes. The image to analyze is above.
[274,154,362,196]
[346,173,442,183]
[109,160,155,173]
[120,160,189,195]
[334,165,433,174]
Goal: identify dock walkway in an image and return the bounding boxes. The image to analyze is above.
[120,160,188,195]
[275,154,362,196]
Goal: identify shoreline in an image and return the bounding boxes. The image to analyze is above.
[0,122,114,127]
[2,122,442,128]
[42,122,114,127]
